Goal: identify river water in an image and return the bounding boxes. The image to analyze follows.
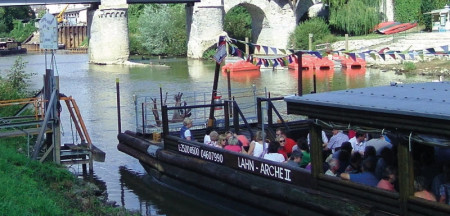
[0,53,436,215]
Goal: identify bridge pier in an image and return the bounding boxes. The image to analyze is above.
[88,0,129,64]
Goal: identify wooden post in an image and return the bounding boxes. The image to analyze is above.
[345,34,349,51]
[116,78,121,134]
[310,123,323,184]
[297,52,303,96]
[208,62,221,127]
[54,76,60,164]
[309,33,313,51]
[245,37,249,54]
[397,134,414,215]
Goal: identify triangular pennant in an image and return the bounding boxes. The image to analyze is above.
[273,59,279,67]
[248,43,254,49]
[218,36,227,46]
[389,53,396,60]
[271,47,278,54]
[378,47,390,54]
[398,53,405,60]
[279,49,286,54]
[255,45,261,53]
[264,59,269,67]
[283,57,289,66]
[256,58,262,66]
[419,52,424,60]
[379,53,386,61]
[309,51,322,59]
[288,49,295,54]
[237,49,243,58]
[262,46,269,54]
[426,48,436,54]
[288,55,292,64]
[408,51,415,60]
[358,53,366,61]
[347,53,356,61]
[369,53,377,60]
[441,45,449,53]
[268,59,273,67]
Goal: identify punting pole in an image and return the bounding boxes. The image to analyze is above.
[208,62,221,127]
[297,51,303,96]
[116,78,122,134]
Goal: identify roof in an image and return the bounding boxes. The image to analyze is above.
[285,82,450,136]
[424,5,450,15]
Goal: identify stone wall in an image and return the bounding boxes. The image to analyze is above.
[88,4,129,64]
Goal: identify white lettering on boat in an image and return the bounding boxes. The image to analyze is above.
[200,149,224,164]
[259,162,292,182]
[178,143,199,156]
[237,157,255,171]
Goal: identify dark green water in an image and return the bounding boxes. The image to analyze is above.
[0,53,435,215]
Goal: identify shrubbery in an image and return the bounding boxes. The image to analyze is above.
[329,0,380,36]
[289,18,334,50]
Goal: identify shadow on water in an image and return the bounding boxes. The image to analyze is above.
[118,166,276,216]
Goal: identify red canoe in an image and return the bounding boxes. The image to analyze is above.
[383,23,417,35]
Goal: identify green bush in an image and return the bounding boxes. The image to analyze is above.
[202,47,216,60]
[403,62,416,71]
[224,6,251,41]
[329,0,380,36]
[289,18,331,50]
[395,0,422,23]
[9,20,36,43]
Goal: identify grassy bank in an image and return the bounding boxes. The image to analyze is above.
[0,137,136,216]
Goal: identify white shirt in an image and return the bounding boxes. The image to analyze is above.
[307,131,329,145]
[349,137,366,154]
[252,141,267,158]
[264,153,285,162]
[204,135,210,144]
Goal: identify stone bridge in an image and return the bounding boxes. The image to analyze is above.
[2,0,319,63]
[186,0,315,58]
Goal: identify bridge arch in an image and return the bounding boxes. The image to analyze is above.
[187,0,300,59]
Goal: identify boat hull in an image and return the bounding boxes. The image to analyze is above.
[118,131,377,216]
[0,48,27,56]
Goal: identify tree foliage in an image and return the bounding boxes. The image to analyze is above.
[128,4,147,55]
[10,20,36,42]
[0,6,35,38]
[0,57,36,116]
[329,0,380,35]
[394,0,422,23]
[290,18,332,50]
[224,5,251,40]
[138,4,187,56]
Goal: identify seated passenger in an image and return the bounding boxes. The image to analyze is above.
[217,134,227,148]
[325,158,340,177]
[327,128,349,153]
[237,135,250,152]
[203,127,212,144]
[331,141,352,175]
[277,137,289,160]
[366,133,392,156]
[438,163,450,204]
[285,150,303,168]
[345,152,363,174]
[224,136,242,153]
[263,141,285,162]
[375,147,395,180]
[377,166,397,192]
[276,127,296,154]
[180,117,193,140]
[206,130,219,147]
[307,130,329,149]
[349,132,366,155]
[414,176,436,202]
[341,158,378,187]
[297,138,311,168]
[247,131,268,158]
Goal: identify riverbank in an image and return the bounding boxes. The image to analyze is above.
[369,59,450,76]
[0,137,138,216]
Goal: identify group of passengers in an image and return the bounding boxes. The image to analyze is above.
[181,118,450,204]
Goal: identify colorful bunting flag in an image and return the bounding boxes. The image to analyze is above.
[389,53,396,60]
[398,54,405,60]
[369,53,377,60]
[263,46,269,54]
[358,53,365,61]
[441,45,449,53]
[309,51,322,59]
[379,53,386,61]
[426,48,436,54]
[347,53,356,61]
[255,45,261,53]
[271,47,278,54]
[279,49,286,54]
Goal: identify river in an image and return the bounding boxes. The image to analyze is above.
[0,53,435,215]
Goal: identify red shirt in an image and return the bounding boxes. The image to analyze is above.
[278,148,288,160]
[285,137,296,154]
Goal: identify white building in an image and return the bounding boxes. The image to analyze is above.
[425,4,450,32]
[46,4,90,26]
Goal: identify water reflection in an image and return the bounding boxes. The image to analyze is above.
[222,69,261,85]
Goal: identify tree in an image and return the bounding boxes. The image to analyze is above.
[329,0,379,35]
[0,6,35,36]
[224,6,251,40]
[138,4,187,56]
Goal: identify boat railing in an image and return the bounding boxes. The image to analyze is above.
[133,87,295,135]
